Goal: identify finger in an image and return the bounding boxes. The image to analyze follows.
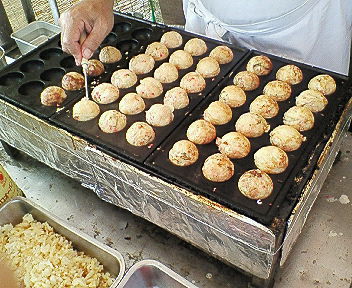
[81,22,109,59]
[65,36,83,66]
[61,17,85,65]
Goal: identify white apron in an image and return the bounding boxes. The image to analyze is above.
[183,0,352,75]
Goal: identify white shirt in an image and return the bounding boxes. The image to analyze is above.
[201,0,315,25]
[183,0,352,75]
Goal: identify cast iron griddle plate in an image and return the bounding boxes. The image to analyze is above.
[145,51,349,225]
[50,13,248,164]
[0,36,82,119]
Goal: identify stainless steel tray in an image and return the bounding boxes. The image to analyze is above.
[11,21,60,55]
[0,196,126,287]
[117,260,198,288]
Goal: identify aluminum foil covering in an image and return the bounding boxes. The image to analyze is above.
[0,101,95,188]
[0,97,351,280]
[0,99,278,279]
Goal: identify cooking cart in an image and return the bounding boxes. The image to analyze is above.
[0,11,351,288]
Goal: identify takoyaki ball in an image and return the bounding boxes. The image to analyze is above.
[111,69,137,89]
[184,38,207,56]
[160,31,183,48]
[187,119,216,145]
[235,112,270,138]
[263,80,292,101]
[180,72,206,94]
[99,46,122,64]
[249,95,279,119]
[296,89,328,112]
[269,125,306,152]
[72,98,100,121]
[119,93,146,115]
[276,64,303,85]
[87,59,105,77]
[209,46,234,64]
[129,54,155,75]
[254,146,289,174]
[283,106,315,131]
[203,101,232,125]
[219,85,246,108]
[202,153,234,182]
[136,77,163,99]
[238,170,273,200]
[216,132,251,159]
[145,42,169,61]
[145,104,174,127]
[163,87,189,110]
[246,55,273,76]
[91,83,119,104]
[62,72,84,91]
[169,140,199,166]
[169,50,193,70]
[40,86,67,106]
[154,63,179,83]
[98,110,126,133]
[196,57,220,78]
[126,122,155,146]
[233,71,260,91]
[308,74,336,96]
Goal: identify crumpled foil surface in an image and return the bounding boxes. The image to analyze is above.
[0,98,351,279]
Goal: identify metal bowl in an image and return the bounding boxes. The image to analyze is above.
[117,259,198,288]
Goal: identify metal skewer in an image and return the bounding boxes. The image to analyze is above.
[81,58,89,99]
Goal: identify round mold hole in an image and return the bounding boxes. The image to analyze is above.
[40,68,66,82]
[0,72,24,86]
[40,48,63,60]
[113,22,132,34]
[18,81,44,96]
[60,56,76,68]
[132,28,153,41]
[117,39,139,52]
[20,60,44,73]
[102,32,118,45]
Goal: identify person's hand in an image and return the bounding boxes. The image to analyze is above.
[59,0,114,65]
